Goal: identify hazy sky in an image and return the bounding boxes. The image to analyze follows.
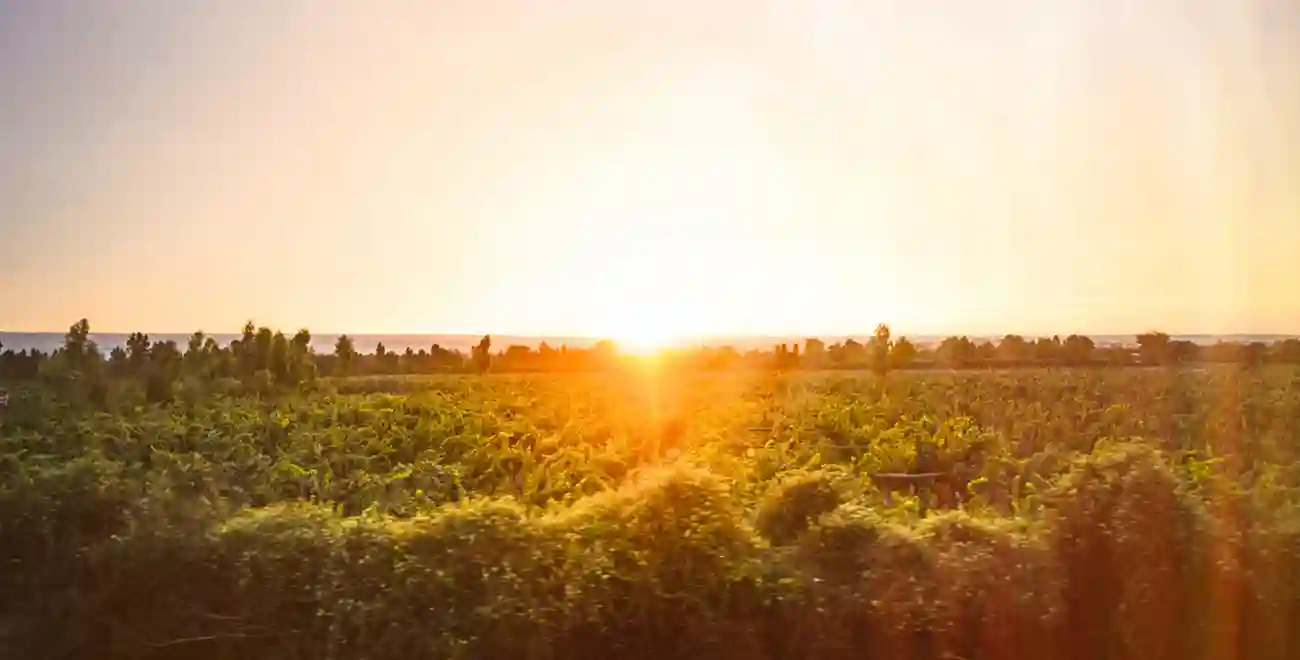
[2,1,1298,339]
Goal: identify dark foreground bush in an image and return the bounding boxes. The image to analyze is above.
[4,449,1300,660]
[754,470,841,545]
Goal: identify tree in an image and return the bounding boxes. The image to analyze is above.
[203,337,226,377]
[1137,332,1172,366]
[108,346,129,375]
[186,331,205,355]
[1,349,42,381]
[184,331,208,376]
[831,338,866,367]
[254,327,274,373]
[1169,340,1197,365]
[472,335,492,374]
[62,318,98,373]
[997,335,1032,364]
[890,336,918,369]
[1062,335,1096,366]
[869,324,892,376]
[804,338,826,368]
[537,342,557,369]
[43,319,103,399]
[334,335,357,376]
[1100,345,1133,367]
[1033,336,1062,365]
[290,329,315,383]
[1271,339,1300,364]
[772,344,799,371]
[270,332,291,384]
[1240,342,1267,368]
[237,321,257,376]
[125,332,152,373]
[145,340,182,403]
[936,336,975,369]
[430,343,461,371]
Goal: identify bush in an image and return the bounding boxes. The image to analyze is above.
[755,470,841,545]
[1045,443,1219,660]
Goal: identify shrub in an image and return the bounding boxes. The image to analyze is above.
[1044,443,1217,660]
[755,470,841,545]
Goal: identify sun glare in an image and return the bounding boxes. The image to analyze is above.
[612,323,682,355]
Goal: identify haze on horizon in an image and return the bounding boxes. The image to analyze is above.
[2,0,1297,341]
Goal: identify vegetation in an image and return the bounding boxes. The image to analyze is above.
[4,320,1300,408]
[3,330,1300,658]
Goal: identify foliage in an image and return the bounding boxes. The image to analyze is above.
[754,470,842,545]
[4,367,1300,658]
[8,321,1300,397]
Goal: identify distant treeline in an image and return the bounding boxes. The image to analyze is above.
[2,320,1299,404]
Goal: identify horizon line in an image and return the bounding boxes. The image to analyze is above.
[3,329,1298,340]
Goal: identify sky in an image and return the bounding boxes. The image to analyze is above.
[1,0,1298,341]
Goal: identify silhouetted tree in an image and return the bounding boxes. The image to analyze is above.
[1033,336,1062,365]
[145,340,182,403]
[801,338,825,368]
[771,344,799,371]
[937,336,975,369]
[40,319,103,404]
[62,318,98,374]
[270,332,291,384]
[1062,334,1096,366]
[1169,340,1197,365]
[429,343,462,371]
[184,331,208,376]
[998,335,1032,364]
[1240,341,1268,368]
[108,346,129,376]
[830,338,866,367]
[869,324,892,376]
[237,321,257,376]
[472,335,492,373]
[334,335,357,376]
[254,327,274,373]
[890,336,918,369]
[126,332,152,373]
[290,329,315,382]
[1137,332,1172,366]
[1271,339,1300,364]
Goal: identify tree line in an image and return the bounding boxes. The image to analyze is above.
[701,326,1298,373]
[2,320,1298,404]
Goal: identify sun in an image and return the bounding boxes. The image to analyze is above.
[612,323,683,355]
[569,245,714,356]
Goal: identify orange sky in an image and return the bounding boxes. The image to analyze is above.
[2,0,1297,339]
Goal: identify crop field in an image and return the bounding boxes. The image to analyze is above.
[4,366,1300,660]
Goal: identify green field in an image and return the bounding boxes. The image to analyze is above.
[4,367,1300,659]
